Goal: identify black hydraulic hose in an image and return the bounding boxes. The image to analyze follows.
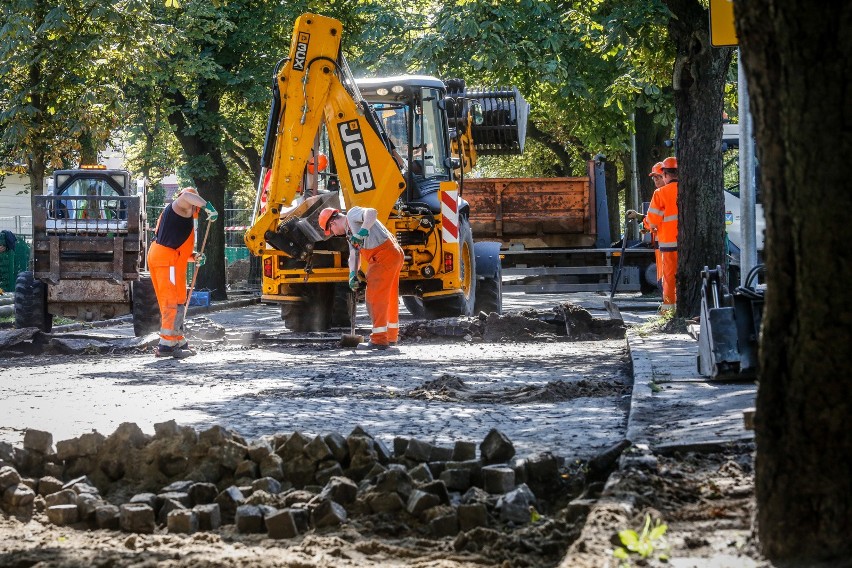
[259,57,289,170]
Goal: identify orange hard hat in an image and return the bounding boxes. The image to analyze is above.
[308,153,329,174]
[318,207,340,235]
[662,156,678,169]
[649,162,663,177]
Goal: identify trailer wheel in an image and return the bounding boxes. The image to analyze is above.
[132,273,161,336]
[424,217,477,318]
[281,283,333,332]
[402,296,426,318]
[14,271,53,332]
[474,273,503,315]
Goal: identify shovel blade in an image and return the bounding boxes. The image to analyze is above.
[340,334,364,348]
[604,299,623,322]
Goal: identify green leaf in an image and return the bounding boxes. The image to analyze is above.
[619,529,639,546]
[613,547,629,559]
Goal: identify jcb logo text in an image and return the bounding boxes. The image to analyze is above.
[338,121,375,193]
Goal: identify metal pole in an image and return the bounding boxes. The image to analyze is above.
[629,113,641,240]
[738,49,758,287]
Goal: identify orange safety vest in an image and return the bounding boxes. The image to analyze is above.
[646,181,678,251]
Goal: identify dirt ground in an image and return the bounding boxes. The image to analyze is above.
[0,301,771,567]
[0,444,767,567]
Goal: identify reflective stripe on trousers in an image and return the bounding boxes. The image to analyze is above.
[363,238,404,346]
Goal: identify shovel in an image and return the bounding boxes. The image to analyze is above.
[604,215,632,322]
[340,289,364,347]
[182,218,213,322]
[340,249,364,348]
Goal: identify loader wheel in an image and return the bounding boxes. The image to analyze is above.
[424,217,477,319]
[132,273,160,337]
[474,272,503,316]
[402,296,426,318]
[14,271,53,332]
[281,283,333,332]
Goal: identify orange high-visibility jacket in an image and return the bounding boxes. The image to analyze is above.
[646,181,678,251]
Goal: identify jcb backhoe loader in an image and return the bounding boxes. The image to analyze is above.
[244,13,528,331]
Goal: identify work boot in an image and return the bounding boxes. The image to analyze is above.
[177,340,197,356]
[356,341,390,351]
[155,344,196,359]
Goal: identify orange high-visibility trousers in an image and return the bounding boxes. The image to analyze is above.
[660,249,678,306]
[147,240,191,345]
[363,238,404,345]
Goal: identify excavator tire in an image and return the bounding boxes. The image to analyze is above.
[132,273,161,336]
[281,283,334,332]
[330,283,352,328]
[402,296,426,318]
[424,217,477,319]
[14,271,53,332]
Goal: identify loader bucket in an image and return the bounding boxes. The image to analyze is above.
[465,86,529,156]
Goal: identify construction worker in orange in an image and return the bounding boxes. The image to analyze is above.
[627,162,666,288]
[319,206,404,351]
[644,156,679,312]
[147,187,218,358]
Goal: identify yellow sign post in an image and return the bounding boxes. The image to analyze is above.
[709,0,738,47]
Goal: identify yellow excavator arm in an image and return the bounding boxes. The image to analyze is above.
[244,13,405,256]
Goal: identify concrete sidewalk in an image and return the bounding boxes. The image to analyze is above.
[626,331,756,452]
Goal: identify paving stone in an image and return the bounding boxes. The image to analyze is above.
[161,480,194,493]
[95,504,120,530]
[259,454,285,480]
[304,435,333,463]
[247,440,272,463]
[252,477,281,495]
[168,509,199,534]
[482,465,515,494]
[76,492,100,521]
[393,437,409,457]
[129,493,157,509]
[119,503,155,533]
[430,511,459,537]
[419,480,450,505]
[235,504,264,533]
[480,429,515,465]
[157,498,187,526]
[404,439,432,462]
[440,468,471,492]
[3,484,35,509]
[524,451,561,495]
[323,433,349,464]
[311,499,347,528]
[406,489,441,516]
[235,459,258,479]
[430,445,454,462]
[157,491,190,508]
[56,439,79,461]
[23,429,53,454]
[47,504,79,526]
[265,508,298,539]
[77,432,104,456]
[319,476,358,506]
[45,489,77,508]
[453,441,477,461]
[0,466,21,491]
[409,463,433,484]
[193,503,221,530]
[373,468,413,499]
[215,486,245,524]
[366,491,405,514]
[496,483,536,524]
[276,432,309,461]
[315,462,344,486]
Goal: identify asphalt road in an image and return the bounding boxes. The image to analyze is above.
[0,292,658,464]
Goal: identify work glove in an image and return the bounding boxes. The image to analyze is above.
[626,209,642,220]
[349,227,369,248]
[192,252,206,266]
[202,201,219,222]
[348,270,360,291]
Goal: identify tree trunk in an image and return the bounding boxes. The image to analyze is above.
[604,158,620,244]
[736,0,852,561]
[194,167,228,300]
[665,0,732,317]
[634,105,671,204]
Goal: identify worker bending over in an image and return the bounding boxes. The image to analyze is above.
[147,187,218,358]
[644,157,679,312]
[318,206,404,350]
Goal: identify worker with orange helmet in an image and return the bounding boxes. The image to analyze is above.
[627,162,666,287]
[318,205,403,350]
[644,156,679,311]
[147,187,218,358]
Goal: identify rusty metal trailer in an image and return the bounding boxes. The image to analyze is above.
[463,159,657,294]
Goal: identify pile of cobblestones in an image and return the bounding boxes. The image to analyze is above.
[0,422,570,540]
